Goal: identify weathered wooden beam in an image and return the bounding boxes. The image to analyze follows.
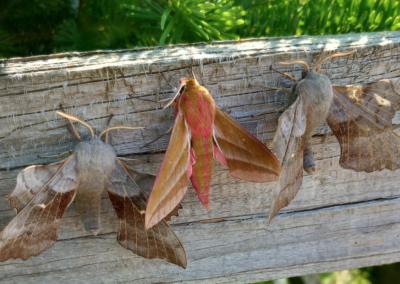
[1,31,400,283]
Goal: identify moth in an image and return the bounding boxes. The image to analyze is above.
[145,63,282,229]
[0,111,187,268]
[254,50,400,222]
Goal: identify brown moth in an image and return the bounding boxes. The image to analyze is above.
[254,50,400,222]
[0,111,187,268]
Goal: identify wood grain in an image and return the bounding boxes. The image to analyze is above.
[2,31,400,283]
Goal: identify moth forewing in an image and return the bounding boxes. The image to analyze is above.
[7,159,70,213]
[0,155,77,262]
[269,95,306,222]
[145,112,191,230]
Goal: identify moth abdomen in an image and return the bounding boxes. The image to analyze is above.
[74,138,116,235]
[75,178,104,236]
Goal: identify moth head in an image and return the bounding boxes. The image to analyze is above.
[163,79,187,110]
[162,58,198,110]
[184,78,198,87]
[163,75,197,110]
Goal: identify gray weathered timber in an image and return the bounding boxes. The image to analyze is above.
[1,31,400,283]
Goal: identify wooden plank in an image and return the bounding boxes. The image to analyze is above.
[1,198,400,284]
[1,31,400,283]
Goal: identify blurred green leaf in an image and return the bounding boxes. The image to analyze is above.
[161,7,172,30]
[159,16,176,45]
[2,0,400,58]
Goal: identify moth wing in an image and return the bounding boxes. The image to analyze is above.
[108,160,187,268]
[145,112,190,229]
[269,95,306,222]
[0,156,77,262]
[213,106,281,183]
[122,165,183,222]
[327,80,400,172]
[7,159,67,212]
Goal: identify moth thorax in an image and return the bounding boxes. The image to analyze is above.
[185,78,196,85]
[74,139,116,178]
[299,71,333,106]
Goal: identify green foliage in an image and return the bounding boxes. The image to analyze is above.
[123,0,246,46]
[235,0,400,38]
[0,0,76,57]
[2,0,400,58]
[54,0,139,52]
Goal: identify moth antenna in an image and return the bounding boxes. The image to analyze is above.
[163,83,185,110]
[56,111,94,138]
[249,84,291,94]
[314,50,357,72]
[140,126,173,148]
[59,104,82,141]
[269,65,296,82]
[191,58,198,84]
[161,72,177,92]
[279,60,310,72]
[99,126,145,140]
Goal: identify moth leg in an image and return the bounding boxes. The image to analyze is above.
[249,84,291,116]
[303,135,316,174]
[130,72,178,110]
[117,157,148,164]
[129,95,170,105]
[155,72,186,110]
[104,114,114,144]
[269,65,296,82]
[140,126,173,148]
[38,150,73,159]
[128,79,175,111]
[252,104,290,117]
[161,72,177,92]
[106,113,114,126]
[249,84,291,94]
